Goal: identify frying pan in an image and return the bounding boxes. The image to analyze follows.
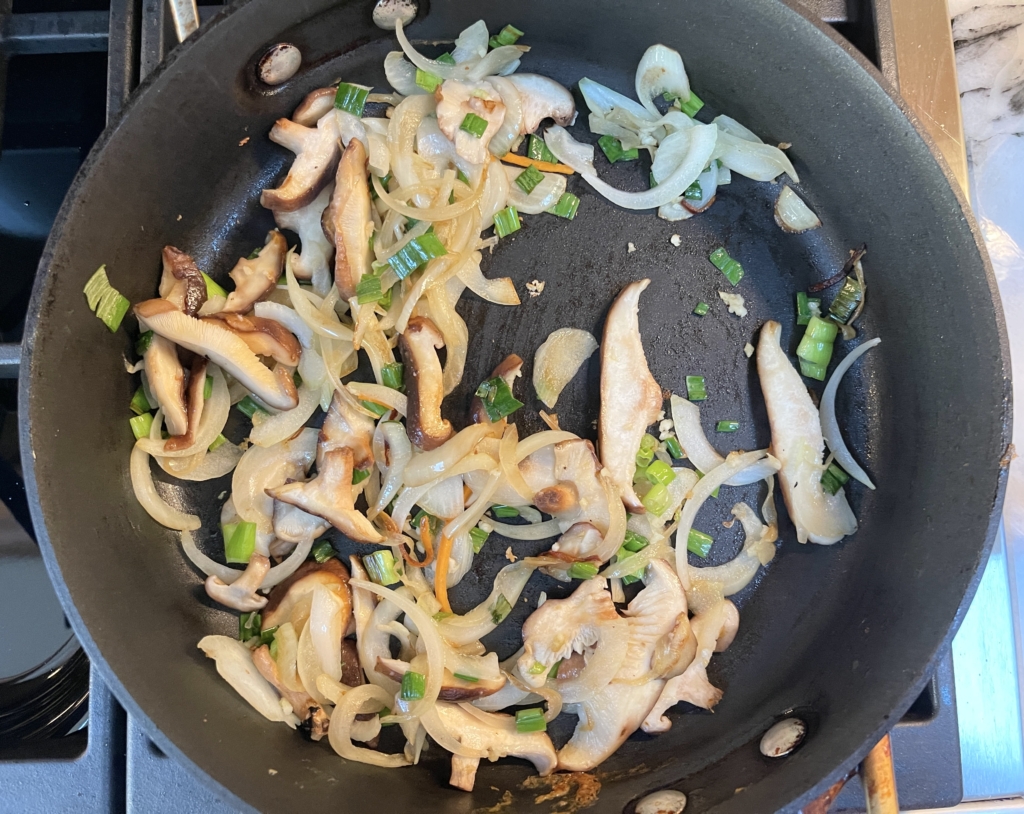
[19,0,1011,811]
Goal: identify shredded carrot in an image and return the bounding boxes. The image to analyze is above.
[463,484,473,504]
[401,516,435,568]
[434,533,454,613]
[500,153,574,175]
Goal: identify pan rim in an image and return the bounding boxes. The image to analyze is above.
[18,0,1011,811]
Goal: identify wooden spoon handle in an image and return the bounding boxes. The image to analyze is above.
[802,734,899,814]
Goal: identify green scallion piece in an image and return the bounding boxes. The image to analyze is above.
[820,461,851,496]
[437,52,456,65]
[460,112,488,138]
[597,134,638,163]
[470,526,489,554]
[493,205,521,238]
[515,707,547,733]
[361,399,390,417]
[683,180,704,201]
[645,459,676,486]
[642,483,671,516]
[379,286,393,310]
[489,24,524,49]
[236,395,267,419]
[135,330,154,355]
[527,661,548,675]
[433,611,453,621]
[829,275,864,324]
[693,302,710,316]
[334,82,370,117]
[649,171,658,189]
[225,521,257,564]
[548,661,561,679]
[246,247,261,260]
[475,376,523,421]
[413,509,442,540]
[293,370,303,388]
[716,420,740,433]
[355,274,383,305]
[636,433,658,468]
[201,272,228,300]
[623,530,650,552]
[796,291,813,326]
[678,90,704,117]
[203,375,213,400]
[621,571,643,586]
[239,611,261,641]
[352,468,370,484]
[83,266,131,332]
[365,550,400,585]
[665,436,684,459]
[687,528,714,558]
[386,230,448,279]
[568,561,599,580]
[515,164,545,195]
[129,412,154,440]
[130,386,152,416]
[209,433,229,452]
[456,169,470,186]
[528,134,557,164]
[796,315,839,375]
[548,192,580,220]
[491,593,512,625]
[695,469,720,499]
[686,375,707,402]
[799,359,827,380]
[260,625,278,647]
[312,539,336,563]
[491,505,519,519]
[381,362,404,391]
[400,670,426,701]
[709,247,744,286]
[415,68,444,93]
[453,672,479,683]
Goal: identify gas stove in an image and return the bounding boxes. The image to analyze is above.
[0,2,1019,812]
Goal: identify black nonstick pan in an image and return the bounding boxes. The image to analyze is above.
[20,0,1010,811]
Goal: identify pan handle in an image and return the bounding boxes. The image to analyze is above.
[167,0,200,44]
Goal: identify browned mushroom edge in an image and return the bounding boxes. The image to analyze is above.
[469,354,524,425]
[330,138,372,301]
[374,656,506,701]
[260,117,341,212]
[399,316,453,451]
[262,557,351,631]
[214,312,301,367]
[533,483,579,515]
[159,246,208,317]
[223,230,288,313]
[292,87,337,127]
[164,357,208,452]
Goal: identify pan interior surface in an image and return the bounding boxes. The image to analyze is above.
[21,0,1008,812]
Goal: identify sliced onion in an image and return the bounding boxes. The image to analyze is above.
[372,420,413,519]
[514,430,578,462]
[436,560,535,647]
[713,114,763,142]
[683,161,718,213]
[547,123,717,210]
[533,328,598,409]
[250,384,320,448]
[488,76,524,158]
[592,471,627,561]
[689,502,776,596]
[371,171,484,222]
[418,474,465,520]
[456,257,519,305]
[260,538,315,589]
[390,454,495,532]
[483,518,562,540]
[670,395,777,486]
[309,584,346,682]
[130,444,200,530]
[362,117,392,178]
[635,44,690,118]
[384,51,424,96]
[350,579,446,716]
[452,20,489,62]
[284,258,354,341]
[578,77,655,127]
[674,450,779,589]
[544,126,596,174]
[197,636,298,727]
[556,617,629,703]
[443,467,502,541]
[498,424,533,502]
[180,530,236,582]
[820,338,881,489]
[501,162,566,215]
[348,381,408,417]
[713,129,799,183]
[154,441,243,482]
[232,427,318,535]
[273,622,302,693]
[136,366,229,458]
[253,302,315,348]
[775,185,821,233]
[404,423,499,486]
[329,683,410,767]
[297,619,332,708]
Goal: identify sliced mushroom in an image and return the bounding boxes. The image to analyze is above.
[400,316,453,451]
[757,320,857,544]
[267,448,385,543]
[534,483,578,515]
[197,636,299,727]
[450,755,480,793]
[262,557,351,631]
[223,230,288,313]
[320,390,376,471]
[260,114,341,212]
[599,280,663,512]
[165,357,208,452]
[469,354,523,424]
[214,312,301,366]
[143,332,188,436]
[205,554,271,612]
[436,79,507,165]
[552,439,608,531]
[374,656,506,701]
[252,644,330,740]
[341,638,365,687]
[292,87,337,127]
[331,138,374,300]
[274,184,334,291]
[159,246,207,317]
[273,500,328,544]
[134,299,299,410]
[551,521,603,560]
[508,73,576,133]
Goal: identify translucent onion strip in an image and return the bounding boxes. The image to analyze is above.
[371,172,485,222]
[130,444,200,530]
[499,424,533,501]
[820,338,881,489]
[404,424,500,486]
[437,560,535,647]
[348,381,408,417]
[328,684,410,768]
[555,617,629,703]
[483,518,562,541]
[250,384,321,448]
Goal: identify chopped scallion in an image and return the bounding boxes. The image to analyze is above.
[635,433,658,468]
[433,611,453,621]
[355,274,383,305]
[129,412,153,440]
[490,24,524,48]
[203,375,213,400]
[687,528,714,558]
[475,376,523,421]
[693,301,710,316]
[334,82,370,117]
[820,461,851,496]
[709,247,744,286]
[130,386,152,416]
[135,330,154,355]
[260,625,278,647]
[236,395,267,419]
[799,359,827,380]
[381,362,404,391]
[623,530,650,552]
[796,315,838,377]
[412,509,442,539]
[365,550,400,585]
[568,561,599,580]
[515,707,546,733]
[491,593,512,625]
[642,483,671,516]
[527,661,548,675]
[470,526,489,554]
[239,611,261,642]
[528,133,557,164]
[352,468,370,484]
[491,504,519,519]
[400,670,426,701]
[597,134,638,163]
[312,539,336,563]
[716,420,740,433]
[829,275,864,324]
[548,661,561,679]
[225,521,257,564]
[665,436,684,459]
[515,164,545,194]
[493,205,521,238]
[436,52,456,65]
[645,459,676,486]
[683,180,704,201]
[686,375,707,402]
[415,68,443,93]
[83,266,131,332]
[548,192,580,220]
[460,112,489,138]
[201,271,228,300]
[361,399,390,417]
[796,291,813,326]
[386,230,447,279]
[453,672,479,683]
[247,247,261,260]
[678,90,704,117]
[209,433,229,452]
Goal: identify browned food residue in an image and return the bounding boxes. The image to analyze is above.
[523,773,602,811]
[1000,443,1016,469]
[473,790,514,814]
